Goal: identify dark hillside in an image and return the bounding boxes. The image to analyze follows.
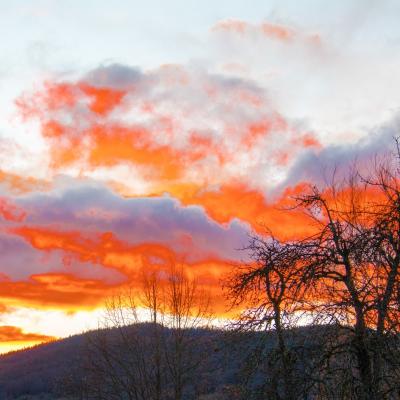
[0,324,330,400]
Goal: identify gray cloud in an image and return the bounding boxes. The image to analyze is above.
[281,115,400,190]
[17,181,250,263]
[84,63,143,88]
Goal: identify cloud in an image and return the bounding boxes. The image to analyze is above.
[208,17,400,144]
[16,63,319,193]
[0,182,250,311]
[0,170,50,195]
[161,182,314,239]
[0,177,321,314]
[281,115,400,189]
[16,182,249,261]
[0,197,26,222]
[212,19,320,44]
[0,325,55,343]
[85,63,142,88]
[0,272,117,310]
[0,245,235,312]
[0,325,55,354]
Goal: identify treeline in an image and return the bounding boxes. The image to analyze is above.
[0,323,331,400]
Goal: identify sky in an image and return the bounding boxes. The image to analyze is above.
[0,0,400,353]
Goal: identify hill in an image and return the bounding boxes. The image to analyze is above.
[0,324,326,400]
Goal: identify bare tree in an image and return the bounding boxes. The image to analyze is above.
[293,172,376,399]
[227,234,309,400]
[83,289,162,400]
[163,264,213,400]
[293,151,400,399]
[228,141,400,399]
[359,148,400,397]
[80,263,213,400]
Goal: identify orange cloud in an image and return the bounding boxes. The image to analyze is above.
[0,325,55,343]
[0,169,50,194]
[0,273,117,310]
[0,326,56,354]
[17,82,183,176]
[302,136,320,148]
[4,226,236,312]
[261,22,294,41]
[153,182,316,240]
[26,116,224,180]
[0,197,26,222]
[39,119,188,178]
[16,67,320,184]
[0,266,231,314]
[15,65,323,244]
[240,117,286,148]
[79,83,126,115]
[16,81,125,119]
[11,227,175,276]
[212,19,320,45]
[87,125,185,179]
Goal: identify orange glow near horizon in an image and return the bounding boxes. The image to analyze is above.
[1,225,238,315]
[0,326,56,355]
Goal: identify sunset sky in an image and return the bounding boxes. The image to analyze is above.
[1,0,400,353]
